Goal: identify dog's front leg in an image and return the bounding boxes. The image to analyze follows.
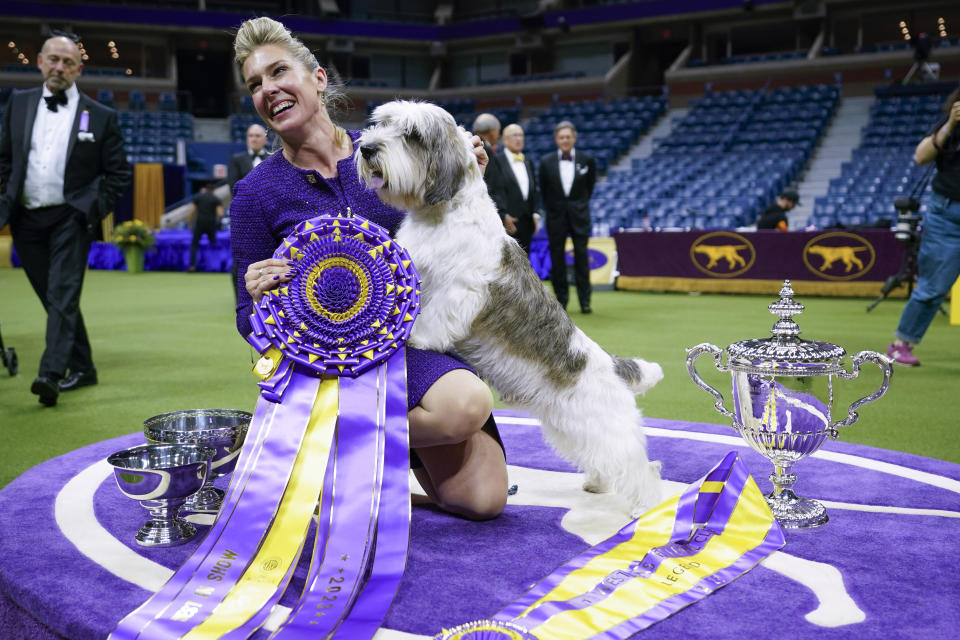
[408,286,481,352]
[407,302,455,352]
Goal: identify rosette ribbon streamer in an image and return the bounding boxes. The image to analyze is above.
[435,452,784,640]
[110,212,419,639]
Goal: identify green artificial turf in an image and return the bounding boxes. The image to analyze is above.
[0,268,956,490]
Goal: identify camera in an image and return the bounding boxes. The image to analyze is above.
[893,196,922,243]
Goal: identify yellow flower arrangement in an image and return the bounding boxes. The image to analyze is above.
[112,220,156,250]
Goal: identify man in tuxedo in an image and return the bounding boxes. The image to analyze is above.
[227,124,268,192]
[471,113,508,222]
[226,124,267,301]
[496,123,538,253]
[0,33,131,406]
[538,121,597,313]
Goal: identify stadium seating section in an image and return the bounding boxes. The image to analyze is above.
[120,110,193,164]
[592,85,837,232]
[3,78,952,236]
[808,91,949,229]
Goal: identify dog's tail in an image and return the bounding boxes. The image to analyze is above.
[613,357,663,395]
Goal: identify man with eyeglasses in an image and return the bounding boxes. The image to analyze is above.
[0,33,131,407]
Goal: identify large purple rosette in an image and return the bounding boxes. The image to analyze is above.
[248,213,420,396]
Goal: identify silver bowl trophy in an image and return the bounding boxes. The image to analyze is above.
[107,443,217,546]
[686,280,893,529]
[143,409,251,513]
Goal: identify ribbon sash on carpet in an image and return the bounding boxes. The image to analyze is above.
[436,452,785,639]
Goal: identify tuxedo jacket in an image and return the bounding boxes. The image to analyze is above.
[481,142,508,221]
[228,150,270,193]
[0,86,131,232]
[495,151,538,224]
[538,150,597,237]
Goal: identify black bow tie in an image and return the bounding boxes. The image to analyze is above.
[251,152,264,160]
[44,92,67,112]
[560,153,572,161]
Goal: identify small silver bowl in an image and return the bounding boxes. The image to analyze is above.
[107,443,216,547]
[144,409,251,513]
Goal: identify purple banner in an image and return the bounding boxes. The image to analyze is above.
[613,229,906,288]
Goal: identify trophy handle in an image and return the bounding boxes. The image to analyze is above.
[685,343,736,423]
[833,350,894,430]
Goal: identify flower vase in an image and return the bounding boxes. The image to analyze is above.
[124,246,145,273]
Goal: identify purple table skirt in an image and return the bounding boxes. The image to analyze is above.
[10,230,232,273]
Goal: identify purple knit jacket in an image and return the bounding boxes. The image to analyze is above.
[230,130,468,409]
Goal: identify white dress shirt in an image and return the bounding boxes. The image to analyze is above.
[249,148,265,168]
[507,151,529,200]
[558,148,575,197]
[23,84,80,210]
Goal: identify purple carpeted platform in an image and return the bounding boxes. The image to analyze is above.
[1,411,958,639]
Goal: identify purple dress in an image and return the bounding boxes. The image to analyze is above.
[230,130,473,411]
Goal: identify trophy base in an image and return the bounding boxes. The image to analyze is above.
[184,485,225,513]
[135,517,197,547]
[766,489,829,529]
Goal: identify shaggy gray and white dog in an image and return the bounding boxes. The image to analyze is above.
[356,100,664,516]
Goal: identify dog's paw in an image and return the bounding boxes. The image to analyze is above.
[582,473,610,494]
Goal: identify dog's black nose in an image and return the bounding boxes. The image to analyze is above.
[360,144,378,160]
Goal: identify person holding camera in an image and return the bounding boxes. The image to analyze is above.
[886,88,960,366]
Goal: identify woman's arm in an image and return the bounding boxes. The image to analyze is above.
[916,102,960,165]
[230,179,285,336]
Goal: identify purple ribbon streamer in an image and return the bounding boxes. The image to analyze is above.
[109,393,277,640]
[131,372,319,639]
[318,350,411,638]
[270,363,385,635]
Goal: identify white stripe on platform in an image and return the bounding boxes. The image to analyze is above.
[54,459,174,592]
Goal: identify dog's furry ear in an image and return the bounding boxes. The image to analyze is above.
[423,119,465,206]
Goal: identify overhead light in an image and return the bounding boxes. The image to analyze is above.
[111,52,119,59]
[899,21,906,28]
[108,40,115,47]
[7,41,14,48]
[21,58,28,64]
[82,54,89,60]
[125,68,132,75]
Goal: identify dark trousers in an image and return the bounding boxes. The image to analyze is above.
[11,204,94,379]
[189,223,217,269]
[547,215,590,308]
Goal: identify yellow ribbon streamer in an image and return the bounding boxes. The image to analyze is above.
[182,377,339,639]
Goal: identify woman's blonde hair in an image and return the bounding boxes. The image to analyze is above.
[234,17,349,143]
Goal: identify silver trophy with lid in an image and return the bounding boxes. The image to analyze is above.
[685,280,893,529]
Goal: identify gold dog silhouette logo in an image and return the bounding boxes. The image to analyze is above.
[690,232,756,278]
[803,232,875,281]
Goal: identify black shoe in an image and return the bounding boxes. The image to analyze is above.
[581,305,592,314]
[31,376,59,407]
[59,369,98,392]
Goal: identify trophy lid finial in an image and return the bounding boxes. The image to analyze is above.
[724,280,846,367]
[768,279,804,341]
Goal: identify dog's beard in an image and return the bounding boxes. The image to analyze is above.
[358,146,427,212]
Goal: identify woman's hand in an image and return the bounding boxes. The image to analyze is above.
[470,134,489,175]
[245,258,295,303]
